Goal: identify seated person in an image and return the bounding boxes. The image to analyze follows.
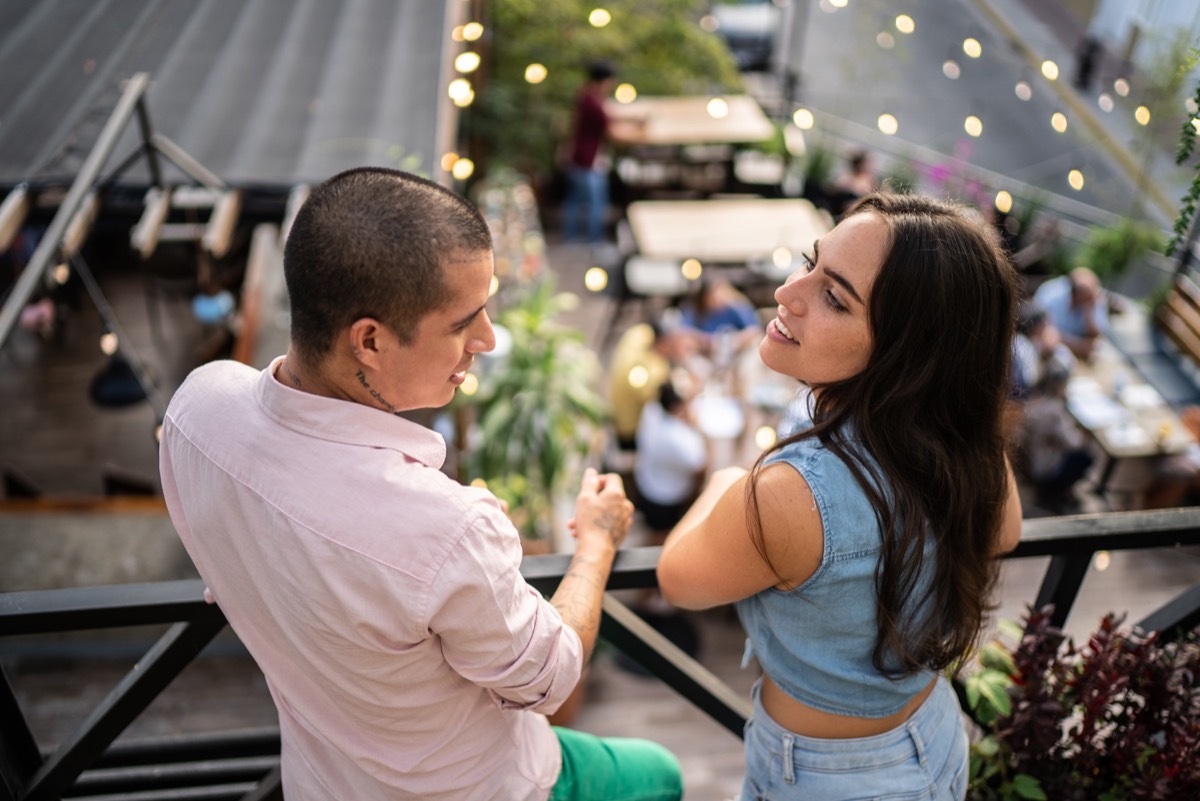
[1010,303,1074,400]
[677,277,761,357]
[1032,267,1107,360]
[1021,363,1095,513]
[608,321,700,450]
[633,380,708,540]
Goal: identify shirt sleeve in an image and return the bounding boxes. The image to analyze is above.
[425,499,584,714]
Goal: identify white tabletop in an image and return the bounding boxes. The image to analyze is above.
[626,197,831,265]
[608,94,775,147]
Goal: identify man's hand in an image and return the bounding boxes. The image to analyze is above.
[571,468,633,552]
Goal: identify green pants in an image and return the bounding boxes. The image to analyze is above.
[550,727,683,801]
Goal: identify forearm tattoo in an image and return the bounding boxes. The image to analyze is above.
[553,553,606,635]
[593,508,624,548]
[356,369,397,413]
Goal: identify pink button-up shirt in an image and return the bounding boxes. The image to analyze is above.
[159,358,583,800]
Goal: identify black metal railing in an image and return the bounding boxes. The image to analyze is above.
[3,508,1200,801]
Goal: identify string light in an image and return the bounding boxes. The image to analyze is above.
[628,365,650,388]
[448,78,474,106]
[462,22,484,41]
[1014,80,1033,101]
[964,115,983,137]
[1135,105,1151,125]
[100,331,118,355]
[755,426,778,450]
[943,60,961,80]
[962,37,982,58]
[584,267,609,292]
[1051,112,1068,133]
[792,107,815,129]
[441,152,459,171]
[524,63,547,84]
[877,113,899,135]
[772,247,792,270]
[706,97,729,118]
[895,14,915,34]
[681,258,703,280]
[489,275,500,297]
[994,190,1013,214]
[459,373,480,395]
[1097,93,1114,112]
[699,15,718,32]
[615,83,638,103]
[588,8,611,27]
[451,158,475,180]
[52,263,70,284]
[455,52,481,73]
[1114,77,1130,96]
[1041,60,1059,80]
[1093,550,1110,571]
[877,31,895,49]
[1068,169,1084,190]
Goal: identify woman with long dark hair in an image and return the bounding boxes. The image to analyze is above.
[657,193,1023,800]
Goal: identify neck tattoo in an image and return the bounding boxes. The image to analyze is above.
[356,369,398,413]
[281,361,303,388]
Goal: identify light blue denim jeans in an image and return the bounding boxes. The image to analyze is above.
[740,677,968,801]
[563,166,608,243]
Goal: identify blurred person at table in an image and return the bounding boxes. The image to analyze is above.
[160,168,681,801]
[1032,266,1108,360]
[678,276,762,355]
[1020,362,1095,514]
[608,321,701,451]
[634,379,708,541]
[1010,303,1073,400]
[657,193,1023,801]
[827,148,879,216]
[562,61,618,244]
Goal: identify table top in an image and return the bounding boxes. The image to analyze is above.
[1065,340,1194,460]
[607,94,775,147]
[626,197,831,266]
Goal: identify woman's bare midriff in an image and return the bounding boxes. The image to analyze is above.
[760,673,937,739]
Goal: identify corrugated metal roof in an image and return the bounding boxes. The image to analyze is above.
[0,0,460,188]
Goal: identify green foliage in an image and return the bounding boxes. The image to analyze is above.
[1078,219,1166,281]
[475,0,744,176]
[1167,48,1200,256]
[963,608,1200,801]
[458,277,606,540]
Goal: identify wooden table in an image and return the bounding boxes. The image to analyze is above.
[608,94,775,147]
[625,197,831,268]
[1065,339,1195,495]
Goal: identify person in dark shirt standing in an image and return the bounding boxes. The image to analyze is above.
[563,61,617,244]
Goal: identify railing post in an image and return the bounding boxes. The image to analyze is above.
[19,618,225,801]
[1032,552,1094,629]
[0,667,42,801]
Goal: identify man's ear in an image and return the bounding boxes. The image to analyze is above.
[347,318,390,369]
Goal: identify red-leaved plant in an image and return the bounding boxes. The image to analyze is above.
[964,607,1200,801]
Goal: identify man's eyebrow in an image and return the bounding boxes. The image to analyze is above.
[813,241,865,305]
[451,303,487,329]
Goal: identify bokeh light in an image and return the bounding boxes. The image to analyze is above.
[584,266,609,292]
[681,258,703,280]
[1014,80,1033,101]
[489,275,500,297]
[895,14,915,34]
[755,426,778,450]
[962,38,982,58]
[1135,105,1151,125]
[964,115,982,137]
[52,263,70,284]
[614,83,638,103]
[588,8,611,27]
[994,190,1013,214]
[1097,93,1114,112]
[877,113,899,135]
[459,373,480,396]
[1041,60,1059,80]
[628,365,649,389]
[524,63,547,84]
[876,31,895,49]
[772,247,792,270]
[1068,169,1084,191]
[100,332,118,355]
[451,158,475,180]
[1051,112,1068,133]
[792,107,815,129]
[1114,77,1130,96]
[462,22,484,41]
[943,60,961,80]
[706,97,729,118]
[454,52,481,73]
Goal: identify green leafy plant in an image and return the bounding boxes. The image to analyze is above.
[458,277,607,542]
[1077,219,1166,282]
[963,608,1200,801]
[1167,47,1200,257]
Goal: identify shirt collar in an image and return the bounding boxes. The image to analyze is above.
[255,356,447,468]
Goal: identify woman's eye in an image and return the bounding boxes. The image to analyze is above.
[801,253,816,273]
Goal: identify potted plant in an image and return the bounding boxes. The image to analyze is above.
[457,277,608,549]
[962,607,1200,800]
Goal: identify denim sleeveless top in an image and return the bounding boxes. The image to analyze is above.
[735,433,936,718]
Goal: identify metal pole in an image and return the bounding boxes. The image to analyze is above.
[0,72,152,349]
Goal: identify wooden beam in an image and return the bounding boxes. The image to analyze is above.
[0,185,30,253]
[129,187,173,259]
[201,190,242,259]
